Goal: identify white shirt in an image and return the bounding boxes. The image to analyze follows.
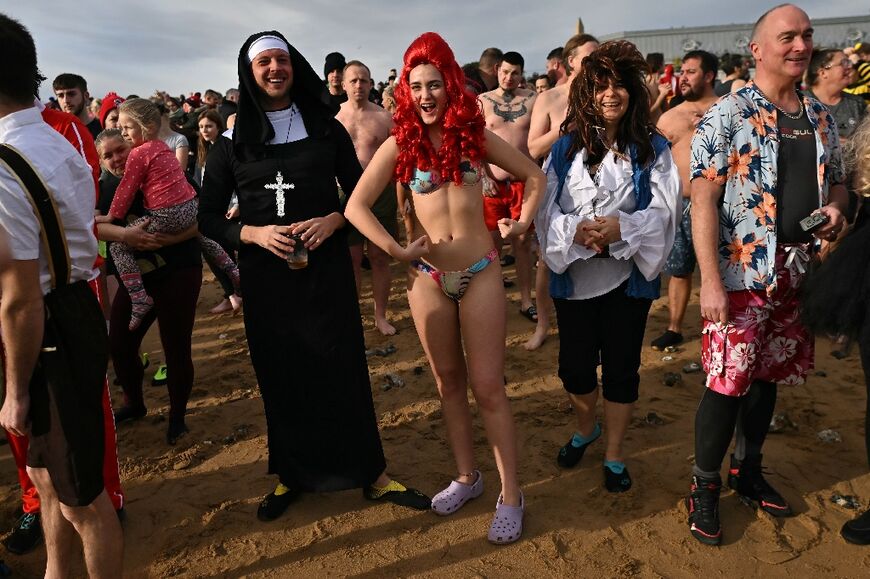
[162,131,189,151]
[0,107,98,295]
[538,145,680,300]
[265,104,307,144]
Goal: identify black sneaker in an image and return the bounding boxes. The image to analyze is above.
[557,426,600,469]
[256,486,300,522]
[729,454,793,517]
[3,512,42,555]
[603,464,632,493]
[687,475,722,546]
[651,330,683,350]
[841,508,870,545]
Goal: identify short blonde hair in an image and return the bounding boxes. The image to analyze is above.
[118,98,161,139]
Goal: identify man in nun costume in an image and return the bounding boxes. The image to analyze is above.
[198,31,430,521]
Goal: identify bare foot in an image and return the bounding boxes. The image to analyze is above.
[373,472,391,487]
[523,326,548,350]
[375,317,397,336]
[209,299,233,314]
[229,294,243,313]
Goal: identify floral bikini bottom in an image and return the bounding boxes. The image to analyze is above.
[412,248,498,302]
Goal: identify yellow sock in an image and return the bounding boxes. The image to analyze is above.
[274,483,292,496]
[369,479,407,498]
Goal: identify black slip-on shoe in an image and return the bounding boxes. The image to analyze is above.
[3,512,42,555]
[841,508,870,545]
[257,487,300,522]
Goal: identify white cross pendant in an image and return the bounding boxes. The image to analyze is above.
[264,171,295,217]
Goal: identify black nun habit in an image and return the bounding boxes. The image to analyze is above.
[197,31,387,492]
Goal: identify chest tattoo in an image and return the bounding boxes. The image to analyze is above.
[483,94,533,123]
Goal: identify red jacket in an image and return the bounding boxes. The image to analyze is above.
[41,106,103,266]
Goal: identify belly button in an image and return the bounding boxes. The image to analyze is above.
[448,235,453,241]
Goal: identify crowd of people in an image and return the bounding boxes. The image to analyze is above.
[2,2,870,575]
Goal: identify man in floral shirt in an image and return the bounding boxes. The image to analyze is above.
[686,3,848,546]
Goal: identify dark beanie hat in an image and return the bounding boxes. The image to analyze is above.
[323,51,346,78]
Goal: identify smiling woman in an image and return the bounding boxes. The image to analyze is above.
[345,31,546,545]
[806,48,866,141]
[537,40,680,495]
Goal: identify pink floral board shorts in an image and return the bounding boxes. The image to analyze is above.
[700,246,815,397]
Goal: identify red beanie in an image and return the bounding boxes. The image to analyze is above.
[99,92,125,127]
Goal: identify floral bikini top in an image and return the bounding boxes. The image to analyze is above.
[406,160,483,194]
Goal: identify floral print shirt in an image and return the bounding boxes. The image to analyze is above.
[690,82,845,293]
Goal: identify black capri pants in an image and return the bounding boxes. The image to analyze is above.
[553,281,652,404]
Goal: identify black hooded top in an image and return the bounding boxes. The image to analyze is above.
[198,30,362,250]
[233,30,339,160]
[196,32,384,492]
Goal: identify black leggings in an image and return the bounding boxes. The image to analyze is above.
[694,380,777,473]
[109,266,201,424]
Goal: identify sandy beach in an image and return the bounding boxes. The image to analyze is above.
[2,263,870,578]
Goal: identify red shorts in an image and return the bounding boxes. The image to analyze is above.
[483,180,524,231]
[700,246,814,396]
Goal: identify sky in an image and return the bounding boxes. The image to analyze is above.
[6,0,870,100]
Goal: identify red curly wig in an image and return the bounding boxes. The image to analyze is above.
[393,32,485,186]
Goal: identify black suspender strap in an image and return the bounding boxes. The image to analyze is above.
[0,143,71,288]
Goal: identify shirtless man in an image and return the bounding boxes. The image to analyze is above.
[525,33,599,350]
[545,47,569,87]
[478,51,538,321]
[649,50,720,350]
[336,60,398,335]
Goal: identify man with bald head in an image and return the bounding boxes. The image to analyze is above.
[687,4,847,545]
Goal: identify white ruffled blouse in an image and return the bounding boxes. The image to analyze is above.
[537,145,681,300]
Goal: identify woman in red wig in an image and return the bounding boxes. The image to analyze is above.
[346,32,544,544]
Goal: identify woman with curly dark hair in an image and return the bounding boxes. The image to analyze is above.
[346,32,545,544]
[537,40,680,492]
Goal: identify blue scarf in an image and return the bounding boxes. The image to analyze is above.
[548,133,669,300]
